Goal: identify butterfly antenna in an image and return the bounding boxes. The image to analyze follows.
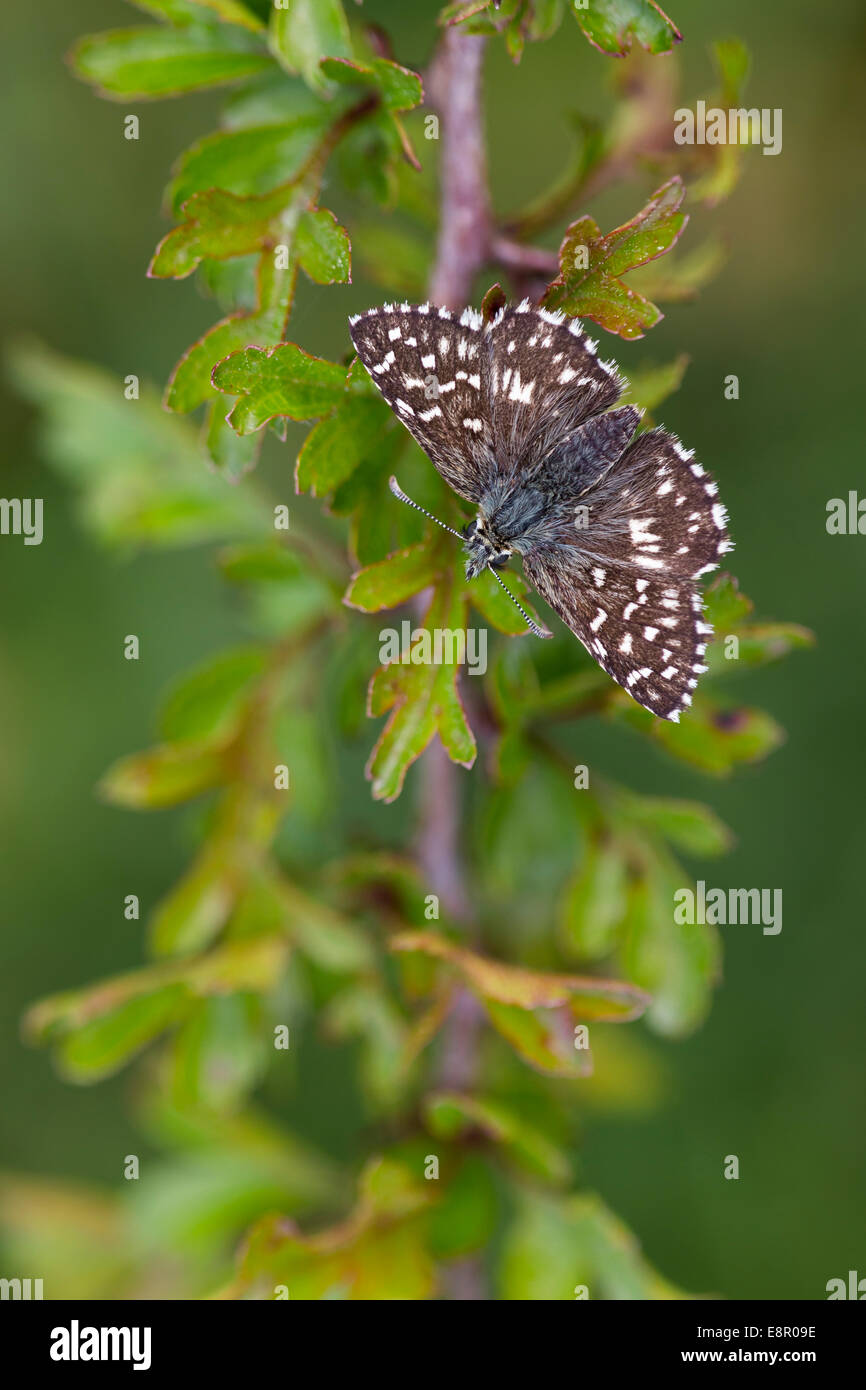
[388,477,465,540]
[489,566,551,639]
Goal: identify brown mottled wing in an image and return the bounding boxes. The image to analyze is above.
[482,302,623,478]
[521,428,732,721]
[349,302,495,503]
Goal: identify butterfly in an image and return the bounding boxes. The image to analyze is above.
[348,299,732,721]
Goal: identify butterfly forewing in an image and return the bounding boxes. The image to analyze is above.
[484,303,623,477]
[349,303,494,502]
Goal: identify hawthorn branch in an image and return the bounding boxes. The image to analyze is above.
[415,24,491,1301]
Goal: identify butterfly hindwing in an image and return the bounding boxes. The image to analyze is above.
[349,303,494,502]
[521,426,731,719]
[523,552,712,721]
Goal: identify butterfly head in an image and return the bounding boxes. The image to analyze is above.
[462,515,512,581]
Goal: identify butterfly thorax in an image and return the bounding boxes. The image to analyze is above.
[464,479,558,580]
[462,514,513,580]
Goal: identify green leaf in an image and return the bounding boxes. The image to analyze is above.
[57,988,188,1083]
[500,1189,690,1300]
[612,694,786,776]
[325,984,408,1107]
[71,26,273,100]
[702,572,752,630]
[572,0,682,58]
[296,394,393,498]
[559,834,629,961]
[170,994,266,1113]
[98,742,226,809]
[621,860,720,1036]
[217,543,305,585]
[269,0,352,91]
[392,932,648,1020]
[135,0,265,28]
[229,1157,435,1299]
[708,622,814,675]
[467,566,544,636]
[280,879,375,973]
[425,1092,571,1184]
[344,541,441,612]
[167,114,332,214]
[212,343,352,434]
[615,791,734,857]
[150,185,293,279]
[542,177,689,339]
[364,570,477,801]
[159,646,268,744]
[631,239,728,305]
[318,57,425,168]
[620,354,689,414]
[25,939,288,1044]
[295,208,351,284]
[7,341,271,549]
[391,930,648,1075]
[318,57,424,114]
[150,841,240,956]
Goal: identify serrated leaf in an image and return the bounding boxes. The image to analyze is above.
[318,57,423,114]
[364,570,477,801]
[542,177,688,338]
[296,394,393,497]
[573,0,682,58]
[319,57,424,168]
[295,208,351,284]
[344,541,441,612]
[466,565,543,635]
[150,185,294,279]
[631,239,727,304]
[269,0,352,91]
[71,26,273,100]
[167,114,332,214]
[212,343,351,434]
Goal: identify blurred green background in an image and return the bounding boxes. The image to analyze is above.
[1,0,865,1299]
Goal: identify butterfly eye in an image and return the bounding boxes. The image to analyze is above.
[463,519,478,540]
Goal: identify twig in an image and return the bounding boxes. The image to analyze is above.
[416,23,491,1302]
